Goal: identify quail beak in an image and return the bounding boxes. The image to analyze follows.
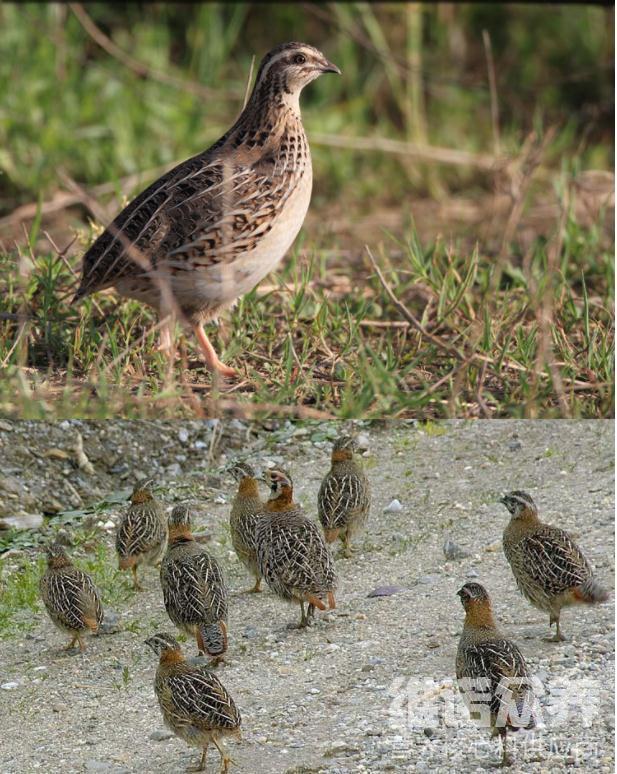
[320,59,341,75]
[498,495,507,505]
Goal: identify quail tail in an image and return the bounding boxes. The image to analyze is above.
[199,622,228,656]
[575,577,609,604]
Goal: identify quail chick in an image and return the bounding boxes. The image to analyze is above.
[318,435,370,557]
[500,491,609,641]
[145,633,241,772]
[39,543,103,652]
[456,582,537,767]
[74,43,340,377]
[229,463,265,593]
[160,505,228,663]
[256,468,336,628]
[116,481,167,591]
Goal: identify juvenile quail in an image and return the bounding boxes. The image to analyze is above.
[160,505,228,662]
[229,463,265,593]
[74,42,340,377]
[318,435,370,557]
[145,632,241,772]
[500,491,609,641]
[116,481,167,590]
[256,468,336,628]
[39,543,103,652]
[456,582,537,767]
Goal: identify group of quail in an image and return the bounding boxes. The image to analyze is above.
[39,434,370,772]
[456,491,608,766]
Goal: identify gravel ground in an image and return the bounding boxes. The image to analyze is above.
[0,419,614,773]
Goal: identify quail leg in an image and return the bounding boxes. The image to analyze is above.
[131,565,143,592]
[545,615,565,642]
[342,532,353,558]
[186,744,208,772]
[212,737,234,773]
[193,324,236,378]
[248,576,262,593]
[65,634,78,651]
[288,601,310,629]
[499,730,511,767]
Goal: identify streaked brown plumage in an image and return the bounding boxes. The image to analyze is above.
[145,633,241,772]
[256,468,336,628]
[116,481,167,591]
[229,463,265,593]
[74,43,340,377]
[160,505,228,662]
[318,435,370,557]
[456,582,536,767]
[500,491,609,641]
[39,544,103,652]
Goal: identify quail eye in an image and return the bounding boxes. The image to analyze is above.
[293,53,306,65]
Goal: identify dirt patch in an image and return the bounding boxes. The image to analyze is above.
[0,419,614,772]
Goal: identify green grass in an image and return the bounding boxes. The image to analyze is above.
[0,3,613,418]
[0,206,612,418]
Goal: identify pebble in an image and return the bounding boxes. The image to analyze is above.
[149,730,176,741]
[383,499,402,513]
[442,538,470,561]
[367,585,407,597]
[177,428,189,444]
[85,761,130,773]
[1,682,19,690]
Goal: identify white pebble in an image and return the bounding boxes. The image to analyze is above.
[383,499,402,513]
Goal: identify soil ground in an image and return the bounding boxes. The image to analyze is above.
[0,419,614,773]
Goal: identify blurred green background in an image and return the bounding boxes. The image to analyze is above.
[0,2,613,221]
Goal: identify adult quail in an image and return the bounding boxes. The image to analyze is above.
[74,42,341,377]
[116,481,167,590]
[145,632,241,772]
[318,435,370,557]
[456,582,537,767]
[256,468,336,628]
[39,543,103,652]
[160,505,228,662]
[229,462,265,593]
[500,490,608,641]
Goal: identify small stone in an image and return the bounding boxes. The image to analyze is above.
[367,585,407,598]
[242,626,258,639]
[383,499,402,513]
[149,730,176,741]
[98,611,121,635]
[1,682,19,690]
[423,727,436,738]
[177,428,189,444]
[0,512,43,530]
[442,538,470,561]
[466,568,479,578]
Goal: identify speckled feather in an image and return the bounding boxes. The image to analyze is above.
[255,505,337,604]
[75,43,328,324]
[230,469,265,582]
[115,496,167,568]
[40,559,103,635]
[160,538,228,655]
[318,461,370,536]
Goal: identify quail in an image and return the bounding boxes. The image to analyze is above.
[229,462,265,593]
[145,632,241,772]
[160,505,228,662]
[74,42,341,377]
[456,582,537,767]
[116,481,167,590]
[39,543,103,652]
[256,468,336,628]
[318,435,370,557]
[500,490,609,641]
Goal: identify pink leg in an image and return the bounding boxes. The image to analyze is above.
[193,324,236,377]
[156,321,173,353]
